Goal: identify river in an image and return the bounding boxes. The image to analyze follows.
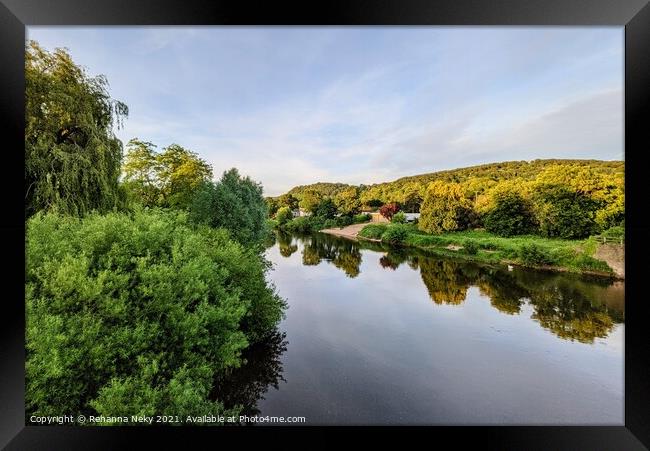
[217,231,624,425]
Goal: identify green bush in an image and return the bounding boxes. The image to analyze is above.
[25,209,286,420]
[275,206,293,226]
[391,212,407,224]
[353,213,372,224]
[463,240,479,255]
[322,218,338,229]
[282,216,313,233]
[518,243,555,266]
[381,225,409,245]
[358,224,388,240]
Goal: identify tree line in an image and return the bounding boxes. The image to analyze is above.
[270,159,624,240]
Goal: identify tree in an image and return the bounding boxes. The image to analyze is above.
[189,168,269,245]
[275,206,293,226]
[418,181,471,234]
[334,187,361,216]
[121,139,160,207]
[314,198,337,219]
[122,140,213,210]
[265,197,279,217]
[364,198,384,210]
[399,183,424,212]
[299,189,322,214]
[277,193,299,211]
[532,184,598,239]
[484,192,537,236]
[25,41,128,218]
[379,203,400,220]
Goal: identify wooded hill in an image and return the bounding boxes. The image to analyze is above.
[280,159,624,203]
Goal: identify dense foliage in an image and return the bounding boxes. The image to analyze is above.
[418,181,471,234]
[391,211,407,224]
[26,210,285,420]
[334,187,361,216]
[189,169,269,246]
[381,224,409,245]
[275,159,624,240]
[298,189,322,214]
[122,139,213,210]
[25,41,287,422]
[275,206,293,226]
[484,193,537,237]
[25,41,128,218]
[287,182,351,199]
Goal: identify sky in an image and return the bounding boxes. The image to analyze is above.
[28,27,623,196]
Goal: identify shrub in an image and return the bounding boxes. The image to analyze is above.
[379,203,400,220]
[275,206,293,226]
[282,216,313,233]
[353,213,372,224]
[391,212,407,224]
[463,240,479,255]
[25,209,286,420]
[381,225,409,245]
[518,243,555,266]
[322,218,338,229]
[314,198,337,219]
[358,224,388,240]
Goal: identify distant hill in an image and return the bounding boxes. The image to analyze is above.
[379,159,622,186]
[279,159,624,200]
[287,182,352,198]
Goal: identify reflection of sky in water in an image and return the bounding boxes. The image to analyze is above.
[258,233,623,425]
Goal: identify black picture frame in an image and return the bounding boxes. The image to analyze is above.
[1,0,648,448]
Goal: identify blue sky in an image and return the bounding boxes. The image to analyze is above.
[28,27,623,196]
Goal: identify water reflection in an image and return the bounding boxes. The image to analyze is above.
[211,329,288,420]
[272,232,624,344]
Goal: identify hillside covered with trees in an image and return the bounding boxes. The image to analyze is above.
[272,159,623,237]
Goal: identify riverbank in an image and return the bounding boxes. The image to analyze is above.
[321,222,623,279]
[320,223,369,240]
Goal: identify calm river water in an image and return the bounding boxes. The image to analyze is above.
[219,231,624,425]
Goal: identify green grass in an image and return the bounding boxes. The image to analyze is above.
[359,223,614,276]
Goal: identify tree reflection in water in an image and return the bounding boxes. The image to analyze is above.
[211,329,288,421]
[276,232,298,258]
[273,232,623,344]
[297,233,362,277]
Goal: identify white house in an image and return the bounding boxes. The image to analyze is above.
[404,213,420,222]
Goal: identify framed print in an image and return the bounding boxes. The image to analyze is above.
[1,0,649,449]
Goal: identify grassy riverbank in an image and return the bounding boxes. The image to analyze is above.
[356,223,618,277]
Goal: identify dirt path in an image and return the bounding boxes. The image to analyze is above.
[594,244,625,279]
[319,223,368,239]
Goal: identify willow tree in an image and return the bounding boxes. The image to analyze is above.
[25,41,129,218]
